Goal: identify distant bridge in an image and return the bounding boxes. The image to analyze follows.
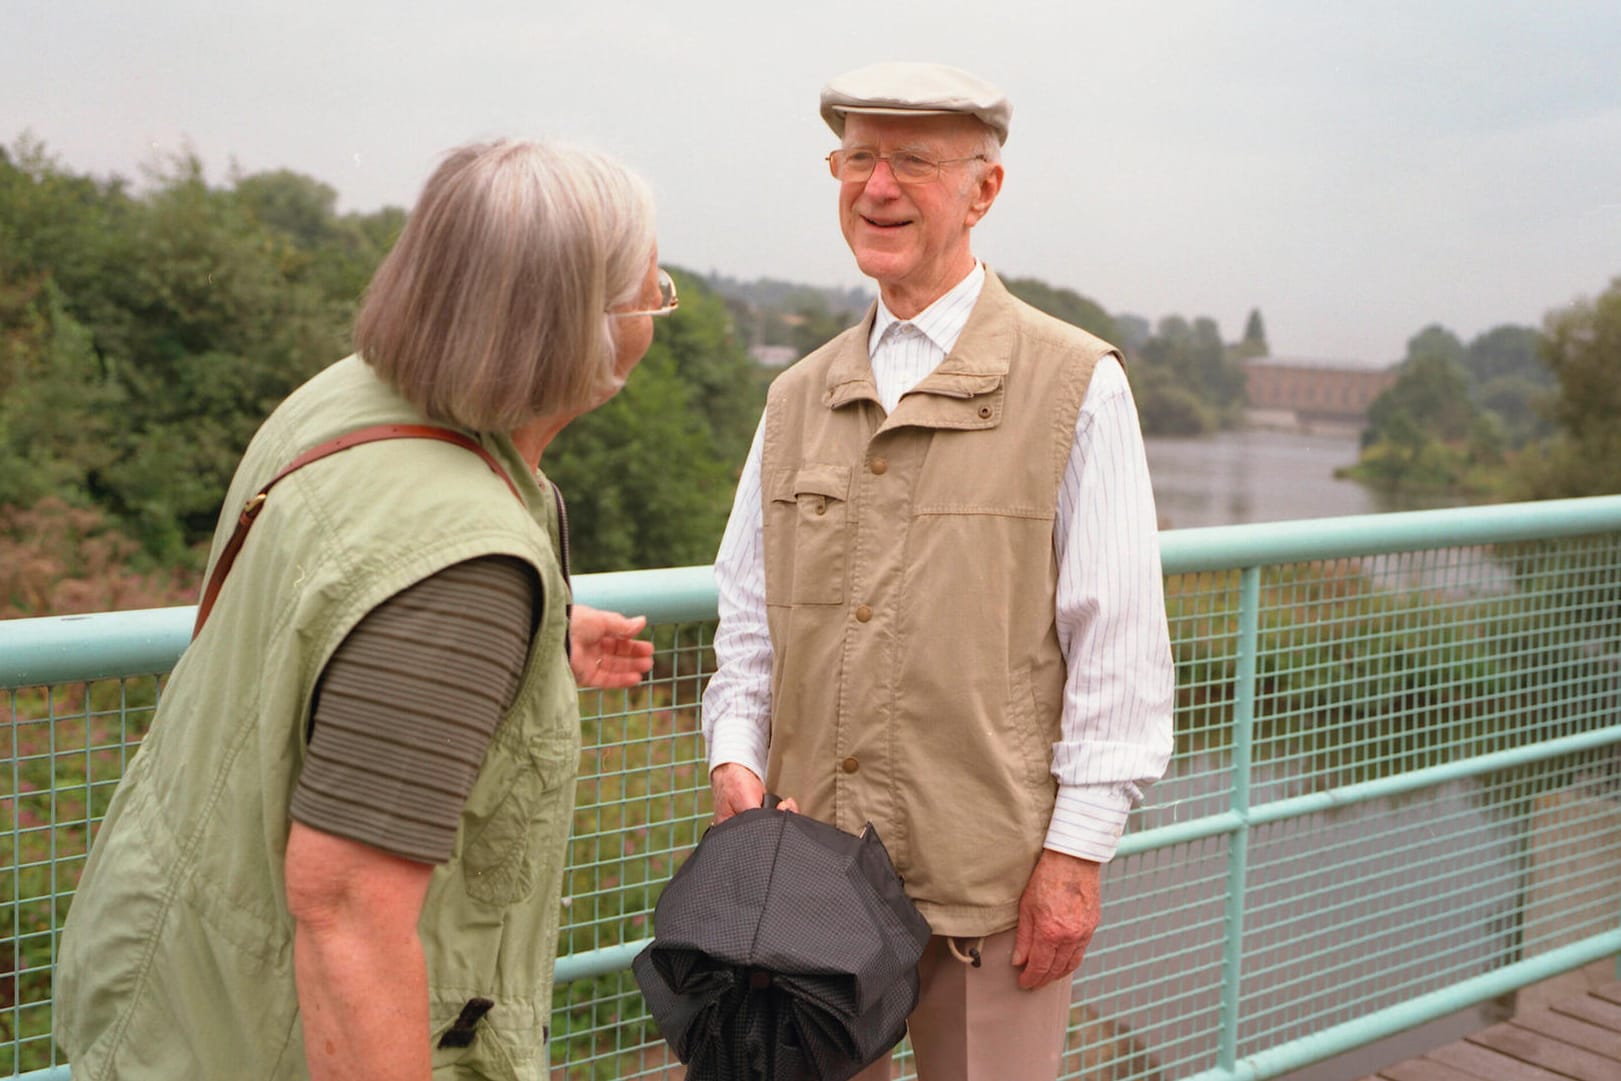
[1243,356,1397,432]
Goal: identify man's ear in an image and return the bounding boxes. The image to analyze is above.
[965,161,1005,227]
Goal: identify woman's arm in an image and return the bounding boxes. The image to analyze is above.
[285,820,437,1081]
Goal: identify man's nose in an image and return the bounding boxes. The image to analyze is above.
[862,158,903,198]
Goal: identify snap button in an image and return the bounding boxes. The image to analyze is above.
[978,405,993,419]
[870,457,888,475]
[855,605,873,622]
[841,757,860,773]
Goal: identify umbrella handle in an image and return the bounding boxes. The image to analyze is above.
[761,792,782,810]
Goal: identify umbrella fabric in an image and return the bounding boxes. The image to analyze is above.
[633,804,931,1081]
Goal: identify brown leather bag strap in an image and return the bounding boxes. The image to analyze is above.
[192,424,521,638]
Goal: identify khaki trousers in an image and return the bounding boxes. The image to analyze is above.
[850,928,1071,1081]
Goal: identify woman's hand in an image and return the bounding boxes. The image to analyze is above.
[569,604,655,688]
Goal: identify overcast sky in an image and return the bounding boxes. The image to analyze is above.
[6,1,1618,365]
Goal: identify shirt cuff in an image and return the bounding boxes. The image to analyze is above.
[704,718,770,783]
[1044,783,1135,863]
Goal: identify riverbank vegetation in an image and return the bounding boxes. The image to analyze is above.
[1341,277,1621,502]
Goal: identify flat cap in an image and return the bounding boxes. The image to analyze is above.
[820,61,1011,146]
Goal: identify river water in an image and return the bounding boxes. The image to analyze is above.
[1143,428,1468,531]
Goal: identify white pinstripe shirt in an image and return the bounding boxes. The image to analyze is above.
[702,264,1175,862]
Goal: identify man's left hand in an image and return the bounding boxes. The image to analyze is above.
[569,605,655,688]
[1010,849,1102,990]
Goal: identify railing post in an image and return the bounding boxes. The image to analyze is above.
[1219,565,1262,1075]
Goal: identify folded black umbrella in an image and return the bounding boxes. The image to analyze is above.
[633,799,932,1081]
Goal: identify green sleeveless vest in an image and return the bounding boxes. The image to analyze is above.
[58,356,580,1080]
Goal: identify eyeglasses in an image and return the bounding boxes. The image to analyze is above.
[826,148,989,184]
[611,268,680,318]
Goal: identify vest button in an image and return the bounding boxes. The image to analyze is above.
[870,457,888,475]
[978,405,993,419]
[841,756,860,773]
[855,605,873,622]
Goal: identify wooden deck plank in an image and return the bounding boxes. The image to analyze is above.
[1375,1058,1491,1081]
[1470,1022,1620,1081]
[1429,1041,1577,1081]
[1374,973,1621,1081]
[1508,1010,1621,1062]
[1553,992,1621,1032]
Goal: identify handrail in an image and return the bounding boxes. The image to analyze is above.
[1156,493,1621,571]
[7,494,1621,689]
[0,565,721,689]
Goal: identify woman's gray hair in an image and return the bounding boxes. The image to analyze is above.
[355,139,656,432]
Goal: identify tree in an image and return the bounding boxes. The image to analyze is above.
[1113,313,1151,353]
[1236,308,1268,359]
[544,270,765,571]
[1001,276,1119,344]
[1139,315,1246,419]
[1457,324,1551,447]
[1351,324,1492,491]
[0,140,352,562]
[0,283,126,509]
[1462,324,1547,388]
[1512,278,1621,499]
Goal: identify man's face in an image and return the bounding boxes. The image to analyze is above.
[837,113,1003,317]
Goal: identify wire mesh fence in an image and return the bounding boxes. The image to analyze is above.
[4,500,1619,1080]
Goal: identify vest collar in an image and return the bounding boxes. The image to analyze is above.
[823,269,1016,432]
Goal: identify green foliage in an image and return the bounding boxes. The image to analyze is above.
[1002,275,1120,343]
[704,273,868,361]
[0,140,352,566]
[546,271,764,572]
[1001,278,1250,437]
[1510,276,1621,500]
[1354,286,1613,499]
[0,282,125,509]
[1128,364,1220,436]
[1365,333,1476,445]
[1239,307,1269,358]
[1113,312,1151,353]
[1350,322,1539,494]
[0,140,763,592]
[1135,314,1248,433]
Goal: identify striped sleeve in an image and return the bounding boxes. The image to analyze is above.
[701,415,774,779]
[1046,356,1176,862]
[289,556,539,864]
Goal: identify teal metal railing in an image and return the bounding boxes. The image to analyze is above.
[5,496,1620,1080]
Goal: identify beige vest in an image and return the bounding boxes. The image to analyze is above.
[761,271,1116,936]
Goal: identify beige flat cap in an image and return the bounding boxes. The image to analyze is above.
[820,61,1011,145]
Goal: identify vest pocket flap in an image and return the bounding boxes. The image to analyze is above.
[764,464,850,606]
[916,371,1004,399]
[769,463,852,502]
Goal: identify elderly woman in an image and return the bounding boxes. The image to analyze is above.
[57,140,669,1080]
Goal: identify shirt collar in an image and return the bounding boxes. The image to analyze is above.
[869,262,987,356]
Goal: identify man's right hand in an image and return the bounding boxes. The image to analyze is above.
[709,763,796,822]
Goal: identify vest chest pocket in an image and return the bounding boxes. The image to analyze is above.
[764,464,851,606]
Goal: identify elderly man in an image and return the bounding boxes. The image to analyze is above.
[701,62,1175,1081]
